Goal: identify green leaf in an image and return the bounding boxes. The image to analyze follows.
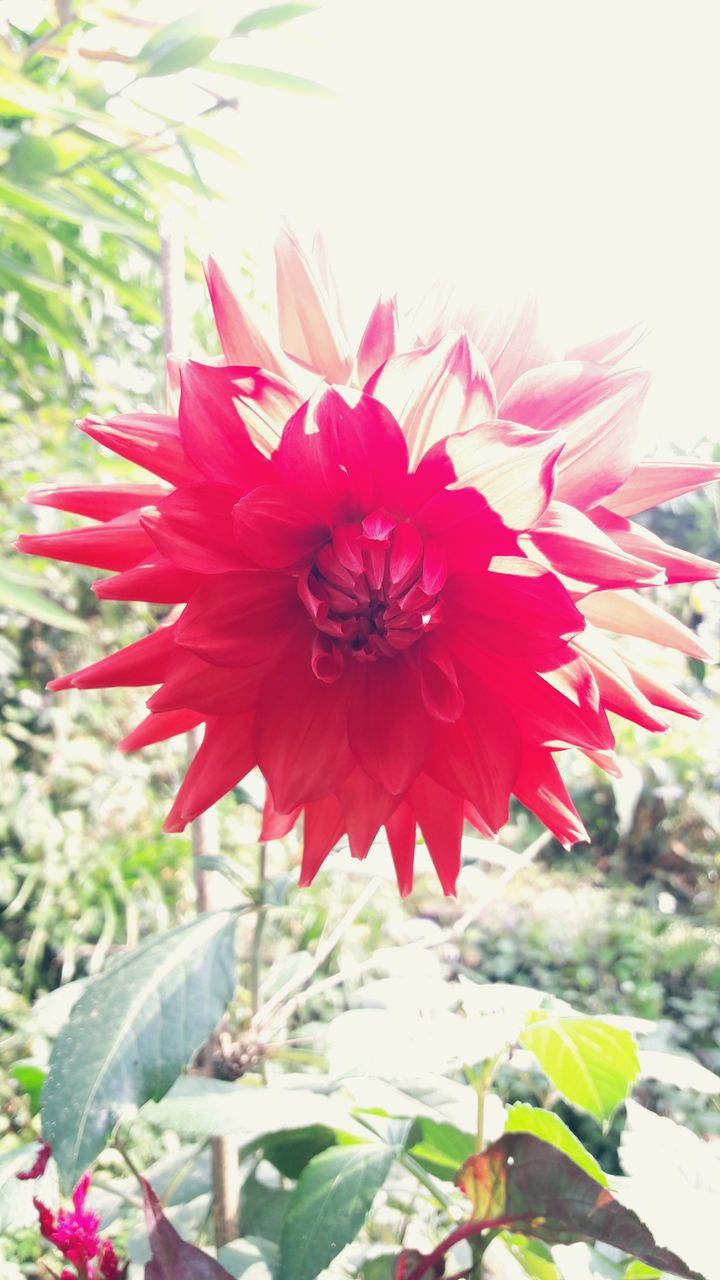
[0,1145,58,1232]
[406,1117,474,1181]
[42,910,239,1189]
[279,1144,397,1280]
[505,1104,608,1186]
[458,1134,698,1277]
[218,1237,279,1279]
[232,5,317,36]
[202,61,328,96]
[138,4,235,77]
[520,1015,639,1124]
[9,1061,46,1115]
[239,1172,291,1244]
[263,1124,337,1179]
[0,568,87,632]
[143,1075,364,1143]
[7,134,58,182]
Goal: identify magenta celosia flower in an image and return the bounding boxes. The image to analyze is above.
[17,1150,122,1280]
[18,231,719,894]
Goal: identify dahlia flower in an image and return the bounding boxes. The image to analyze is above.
[18,230,719,894]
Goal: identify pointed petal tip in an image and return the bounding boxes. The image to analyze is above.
[46,675,72,692]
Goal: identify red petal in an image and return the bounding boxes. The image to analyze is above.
[176,571,303,667]
[148,648,270,715]
[417,638,464,722]
[571,628,671,732]
[47,625,176,691]
[27,483,170,522]
[93,558,204,603]
[590,508,720,585]
[254,640,354,811]
[274,385,409,520]
[513,750,588,847]
[140,484,247,574]
[179,361,280,489]
[348,656,430,795]
[119,708,203,752]
[17,511,152,571]
[526,502,663,588]
[232,486,328,568]
[355,295,398,384]
[205,256,291,377]
[163,713,254,832]
[385,803,416,896]
[408,775,463,894]
[79,414,202,486]
[623,659,702,721]
[446,558,584,657]
[261,790,301,841]
[340,768,397,860]
[298,794,345,885]
[275,226,352,382]
[579,590,712,660]
[367,332,496,467]
[603,460,720,517]
[418,420,561,530]
[425,674,520,831]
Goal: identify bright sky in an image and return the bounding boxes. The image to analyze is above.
[9,0,720,448]
[202,0,720,451]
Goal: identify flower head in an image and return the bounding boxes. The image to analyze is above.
[18,232,719,894]
[18,1151,122,1280]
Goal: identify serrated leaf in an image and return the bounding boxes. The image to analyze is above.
[505,1103,608,1186]
[521,1015,639,1123]
[143,1177,235,1278]
[457,1134,698,1277]
[279,1144,397,1280]
[42,911,239,1189]
[0,568,87,632]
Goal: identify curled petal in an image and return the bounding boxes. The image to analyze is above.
[603,460,720,517]
[623,659,702,722]
[27,483,170,522]
[179,361,281,487]
[119,708,203,752]
[299,794,345,885]
[78,413,202,486]
[572,627,671,732]
[275,226,352,382]
[418,638,464,721]
[94,558,203,603]
[367,331,496,466]
[590,508,720,585]
[408,775,464,895]
[141,483,248,574]
[565,321,648,367]
[525,502,663,588]
[341,768,397,860]
[176,571,303,667]
[233,486,328,568]
[47,625,176,692]
[163,713,255,832]
[261,790,301,841]
[426,673,521,831]
[447,558,584,656]
[348,656,430,795]
[514,750,588,847]
[384,803,416,897]
[579,590,713,660]
[205,256,291,377]
[16,511,152,572]
[355,295,399,384]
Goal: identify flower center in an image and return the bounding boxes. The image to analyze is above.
[300,511,446,682]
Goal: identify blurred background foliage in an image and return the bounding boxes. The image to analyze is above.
[1,2,719,1275]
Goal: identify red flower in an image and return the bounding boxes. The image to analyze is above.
[32,1173,121,1279]
[17,1140,52,1181]
[18,233,719,894]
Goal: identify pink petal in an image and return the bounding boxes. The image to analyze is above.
[78,414,202,486]
[254,640,354,812]
[274,226,352,382]
[590,508,720,585]
[417,638,464,722]
[623,658,702,721]
[179,361,280,489]
[176,571,304,667]
[565,322,647,367]
[408,775,464,895]
[119,708,203,752]
[93,558,203,603]
[579,590,713,660]
[385,803,416,896]
[367,332,496,467]
[355,296,399,384]
[163,713,254,832]
[603,460,720,517]
[232,486,328,568]
[141,483,247,574]
[418,420,561,530]
[148,648,271,715]
[26,483,170,522]
[525,502,663,588]
[571,628,671,732]
[348,655,430,795]
[261,791,301,841]
[446,558,584,656]
[340,768,397,860]
[274,384,409,520]
[582,747,623,777]
[47,625,176,691]
[205,256,291,377]
[16,511,152,572]
[513,750,588,847]
[298,794,345,885]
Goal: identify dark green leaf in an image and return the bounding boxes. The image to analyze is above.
[279,1144,397,1280]
[42,911,239,1189]
[239,1172,291,1245]
[263,1124,337,1179]
[406,1117,474,1181]
[457,1134,698,1278]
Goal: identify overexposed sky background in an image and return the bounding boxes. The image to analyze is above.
[202,0,720,450]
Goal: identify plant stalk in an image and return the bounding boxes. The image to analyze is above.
[160,213,240,1248]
